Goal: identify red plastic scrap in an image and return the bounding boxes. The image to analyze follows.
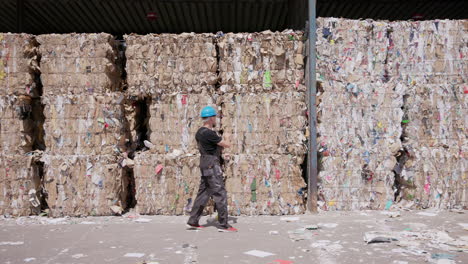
[155,164,164,174]
[275,169,281,180]
[268,260,294,264]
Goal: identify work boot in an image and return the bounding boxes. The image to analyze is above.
[186,223,205,230]
[217,224,238,233]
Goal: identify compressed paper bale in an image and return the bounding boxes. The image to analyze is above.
[0,154,42,216]
[42,93,128,156]
[316,19,390,82]
[0,33,40,97]
[319,169,396,210]
[37,33,121,95]
[315,19,406,210]
[133,152,200,215]
[124,33,217,96]
[385,20,468,209]
[220,91,307,155]
[388,20,467,78]
[401,82,467,209]
[223,154,306,215]
[217,30,305,88]
[401,144,467,208]
[0,95,38,154]
[146,91,217,155]
[42,154,124,217]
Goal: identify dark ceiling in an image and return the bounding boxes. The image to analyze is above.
[1,0,467,35]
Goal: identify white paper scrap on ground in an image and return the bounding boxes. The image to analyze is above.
[417,212,438,217]
[24,258,36,262]
[124,253,145,258]
[0,241,24,246]
[71,254,85,259]
[318,223,338,228]
[80,221,96,225]
[458,223,468,230]
[381,211,401,218]
[244,250,276,258]
[280,217,300,222]
[134,218,152,223]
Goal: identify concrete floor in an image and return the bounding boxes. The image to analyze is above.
[0,210,467,264]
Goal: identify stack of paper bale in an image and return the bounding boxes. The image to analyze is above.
[390,20,468,209]
[124,33,217,214]
[37,33,127,217]
[0,33,43,216]
[218,31,307,215]
[316,18,404,210]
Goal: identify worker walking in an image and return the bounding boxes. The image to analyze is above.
[186,106,238,232]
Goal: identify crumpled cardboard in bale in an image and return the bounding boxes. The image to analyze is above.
[0,33,40,98]
[0,95,36,154]
[124,33,217,96]
[42,93,128,156]
[219,91,307,155]
[133,152,201,215]
[217,30,305,91]
[42,154,125,217]
[315,18,403,210]
[37,33,121,95]
[0,154,42,216]
[223,154,306,215]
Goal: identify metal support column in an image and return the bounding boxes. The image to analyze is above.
[307,0,318,213]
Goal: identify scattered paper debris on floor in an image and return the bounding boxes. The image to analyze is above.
[318,223,338,228]
[71,254,86,259]
[417,212,438,217]
[244,250,276,258]
[305,225,318,230]
[431,253,455,260]
[288,228,313,241]
[124,253,145,258]
[381,211,401,218]
[80,221,96,225]
[269,231,279,235]
[364,232,398,244]
[458,223,468,231]
[134,218,152,223]
[45,217,68,224]
[310,240,344,254]
[23,258,36,262]
[267,260,294,264]
[280,217,300,222]
[0,241,24,246]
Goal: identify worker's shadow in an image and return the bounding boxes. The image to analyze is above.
[203,216,238,227]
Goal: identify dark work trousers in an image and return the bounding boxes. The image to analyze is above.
[187,169,229,228]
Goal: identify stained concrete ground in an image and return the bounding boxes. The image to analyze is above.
[0,210,467,264]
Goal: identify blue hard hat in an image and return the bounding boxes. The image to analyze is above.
[200,106,217,117]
